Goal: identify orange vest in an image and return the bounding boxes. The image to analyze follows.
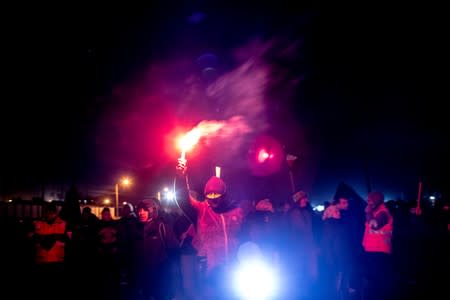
[362,204,393,254]
[34,217,66,263]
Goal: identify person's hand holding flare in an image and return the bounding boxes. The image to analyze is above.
[176,158,187,175]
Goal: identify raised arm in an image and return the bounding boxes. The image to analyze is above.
[176,158,202,211]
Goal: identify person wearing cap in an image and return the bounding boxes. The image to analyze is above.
[128,198,179,300]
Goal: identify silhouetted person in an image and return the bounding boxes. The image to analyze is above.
[128,198,179,300]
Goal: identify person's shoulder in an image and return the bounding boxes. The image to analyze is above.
[55,216,66,224]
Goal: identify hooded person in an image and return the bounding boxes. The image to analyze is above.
[191,176,244,274]
[203,175,228,212]
[176,161,245,275]
[128,198,179,300]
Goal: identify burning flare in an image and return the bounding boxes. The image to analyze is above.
[177,120,227,160]
[178,128,202,160]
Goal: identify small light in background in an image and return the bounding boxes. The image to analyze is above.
[104,198,111,205]
[121,177,131,186]
[314,205,325,212]
[122,201,127,206]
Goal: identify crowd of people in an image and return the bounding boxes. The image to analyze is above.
[1,163,449,300]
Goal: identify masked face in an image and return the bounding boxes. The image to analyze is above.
[206,192,223,209]
[204,176,226,210]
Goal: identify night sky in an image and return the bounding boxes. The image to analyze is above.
[2,4,448,203]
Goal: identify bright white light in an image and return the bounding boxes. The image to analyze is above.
[314,205,325,212]
[122,201,127,205]
[233,260,278,300]
[165,191,175,201]
[163,187,169,192]
[429,196,436,200]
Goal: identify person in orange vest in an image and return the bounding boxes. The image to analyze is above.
[29,203,68,300]
[362,191,394,300]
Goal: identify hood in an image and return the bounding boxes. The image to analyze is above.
[204,176,226,197]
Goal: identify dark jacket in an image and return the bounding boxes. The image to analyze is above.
[129,217,179,269]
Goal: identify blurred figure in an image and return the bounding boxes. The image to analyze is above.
[117,203,137,286]
[362,191,393,300]
[29,203,67,300]
[97,207,120,300]
[70,206,99,298]
[286,191,319,299]
[321,196,352,299]
[240,198,278,262]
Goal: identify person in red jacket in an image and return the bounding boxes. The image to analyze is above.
[177,159,244,298]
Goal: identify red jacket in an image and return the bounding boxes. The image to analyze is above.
[190,196,244,273]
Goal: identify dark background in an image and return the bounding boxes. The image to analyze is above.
[1,3,447,203]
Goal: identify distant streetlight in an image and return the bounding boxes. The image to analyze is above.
[115,177,132,217]
[104,198,111,205]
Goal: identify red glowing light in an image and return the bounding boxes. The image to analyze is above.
[257,149,271,163]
